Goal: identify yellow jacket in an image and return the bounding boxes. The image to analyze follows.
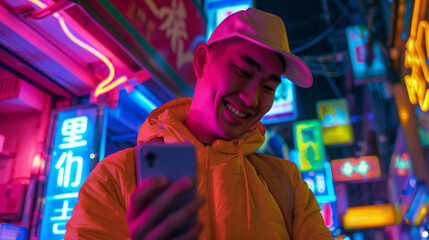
[65,97,333,239]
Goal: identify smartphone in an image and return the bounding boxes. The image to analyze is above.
[135,143,197,237]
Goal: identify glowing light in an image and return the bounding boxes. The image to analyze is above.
[415,207,427,226]
[293,120,326,172]
[403,0,429,111]
[343,204,397,229]
[332,156,381,182]
[28,0,129,98]
[422,230,428,238]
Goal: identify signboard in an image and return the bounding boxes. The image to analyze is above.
[403,0,429,111]
[319,201,339,232]
[343,204,397,229]
[261,76,297,124]
[205,0,252,38]
[345,25,387,85]
[110,0,206,76]
[316,98,354,145]
[331,156,381,182]
[39,105,105,240]
[301,161,338,233]
[78,0,207,95]
[0,223,28,240]
[293,120,326,172]
[301,161,336,203]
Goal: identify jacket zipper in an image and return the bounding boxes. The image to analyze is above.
[205,147,216,240]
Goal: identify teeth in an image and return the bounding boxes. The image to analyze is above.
[225,102,248,118]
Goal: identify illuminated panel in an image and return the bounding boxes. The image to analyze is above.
[345,25,387,84]
[405,183,429,226]
[0,223,28,240]
[403,0,429,111]
[293,120,326,172]
[343,204,397,229]
[39,106,99,240]
[205,1,252,39]
[394,153,412,176]
[331,156,381,182]
[302,161,336,203]
[319,201,338,232]
[261,76,297,124]
[316,98,354,145]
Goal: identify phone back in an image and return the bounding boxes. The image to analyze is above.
[135,143,197,237]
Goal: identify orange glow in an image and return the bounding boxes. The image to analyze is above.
[403,0,429,111]
[343,204,397,229]
[415,206,427,225]
[29,0,128,98]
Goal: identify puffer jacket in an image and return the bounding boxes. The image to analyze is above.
[65,97,333,240]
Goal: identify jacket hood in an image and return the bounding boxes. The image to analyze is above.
[137,97,266,155]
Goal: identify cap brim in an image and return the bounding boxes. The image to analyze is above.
[232,34,313,88]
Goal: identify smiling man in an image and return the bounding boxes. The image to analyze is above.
[65,8,334,240]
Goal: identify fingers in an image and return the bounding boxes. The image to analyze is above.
[129,177,197,239]
[146,196,205,240]
[171,222,204,240]
[127,177,169,221]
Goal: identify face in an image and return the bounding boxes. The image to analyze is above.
[187,38,284,143]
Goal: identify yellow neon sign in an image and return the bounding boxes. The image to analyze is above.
[343,204,397,229]
[404,0,429,110]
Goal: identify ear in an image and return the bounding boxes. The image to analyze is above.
[193,44,209,79]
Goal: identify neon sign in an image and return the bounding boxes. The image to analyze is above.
[343,204,397,229]
[345,25,387,84]
[28,0,132,98]
[261,76,297,124]
[316,98,354,145]
[293,120,326,172]
[40,106,101,240]
[302,161,336,203]
[331,156,381,182]
[301,161,338,232]
[319,201,338,232]
[403,0,429,111]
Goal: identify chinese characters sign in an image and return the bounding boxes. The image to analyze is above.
[293,120,326,172]
[40,106,99,240]
[261,76,297,124]
[403,0,429,111]
[331,156,381,182]
[345,25,387,84]
[109,0,206,87]
[316,98,354,146]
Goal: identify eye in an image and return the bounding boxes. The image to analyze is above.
[235,66,250,79]
[264,85,276,94]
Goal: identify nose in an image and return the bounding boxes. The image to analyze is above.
[239,84,259,107]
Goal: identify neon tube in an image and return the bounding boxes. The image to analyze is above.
[28,0,127,97]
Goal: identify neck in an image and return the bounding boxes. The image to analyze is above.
[184,110,217,145]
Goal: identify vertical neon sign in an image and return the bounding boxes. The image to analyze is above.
[293,120,326,172]
[40,106,99,240]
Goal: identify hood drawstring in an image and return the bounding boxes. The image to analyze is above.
[237,139,251,231]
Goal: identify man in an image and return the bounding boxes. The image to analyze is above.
[65,8,334,240]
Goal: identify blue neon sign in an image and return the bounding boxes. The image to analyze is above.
[301,161,337,203]
[40,106,98,240]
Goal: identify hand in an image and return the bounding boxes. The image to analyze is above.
[126,176,204,240]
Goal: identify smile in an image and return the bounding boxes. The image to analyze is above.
[224,101,251,118]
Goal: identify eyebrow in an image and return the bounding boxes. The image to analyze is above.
[241,55,282,83]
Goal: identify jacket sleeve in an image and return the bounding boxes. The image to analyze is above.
[290,165,334,240]
[65,149,134,240]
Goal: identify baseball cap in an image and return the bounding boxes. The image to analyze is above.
[207,8,312,88]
